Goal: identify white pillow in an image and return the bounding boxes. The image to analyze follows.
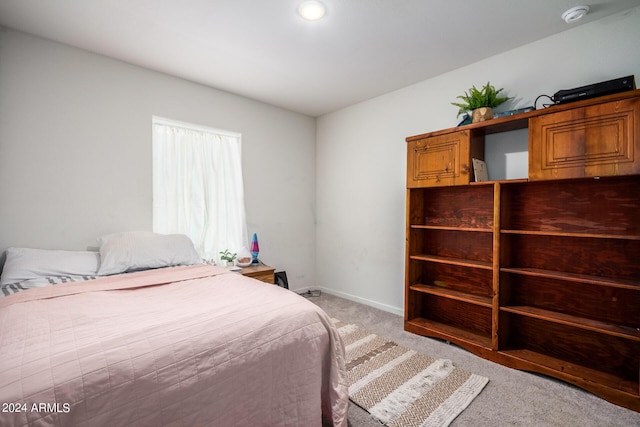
[97,231,201,276]
[0,247,100,286]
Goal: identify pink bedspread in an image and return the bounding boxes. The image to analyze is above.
[0,265,348,426]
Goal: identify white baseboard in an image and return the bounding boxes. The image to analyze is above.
[295,286,403,316]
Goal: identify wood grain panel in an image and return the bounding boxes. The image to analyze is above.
[407,131,481,187]
[501,176,640,236]
[506,315,639,383]
[501,272,640,328]
[415,185,494,229]
[419,294,492,337]
[502,234,640,281]
[529,98,640,180]
[419,229,493,263]
[412,261,493,298]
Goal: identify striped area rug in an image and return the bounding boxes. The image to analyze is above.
[334,319,488,427]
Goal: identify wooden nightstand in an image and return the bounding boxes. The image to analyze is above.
[240,263,275,284]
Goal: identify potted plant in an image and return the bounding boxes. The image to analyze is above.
[452,82,511,123]
[219,249,237,267]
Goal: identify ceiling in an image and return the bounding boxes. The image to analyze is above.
[1,1,639,117]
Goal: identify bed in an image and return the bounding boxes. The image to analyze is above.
[0,234,348,427]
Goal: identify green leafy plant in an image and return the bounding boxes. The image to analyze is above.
[451,82,511,117]
[219,249,237,262]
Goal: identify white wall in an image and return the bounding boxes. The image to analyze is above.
[3,8,640,306]
[315,7,640,315]
[0,29,317,290]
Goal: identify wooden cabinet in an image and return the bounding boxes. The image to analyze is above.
[240,263,275,284]
[405,184,496,349]
[498,177,640,408]
[405,89,640,412]
[407,90,640,184]
[407,131,484,187]
[529,97,640,180]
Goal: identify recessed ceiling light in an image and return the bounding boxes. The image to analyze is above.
[298,1,326,21]
[562,5,590,23]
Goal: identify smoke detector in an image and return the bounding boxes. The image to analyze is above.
[562,5,590,23]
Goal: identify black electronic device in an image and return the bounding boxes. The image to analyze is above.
[553,75,635,105]
[274,271,289,289]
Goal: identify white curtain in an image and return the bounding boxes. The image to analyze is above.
[152,118,248,260]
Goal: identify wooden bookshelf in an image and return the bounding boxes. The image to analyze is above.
[405,90,640,412]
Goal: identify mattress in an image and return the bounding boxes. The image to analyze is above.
[0,264,348,426]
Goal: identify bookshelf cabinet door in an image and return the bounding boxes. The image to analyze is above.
[407,131,478,187]
[529,97,640,180]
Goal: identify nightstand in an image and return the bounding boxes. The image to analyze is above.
[240,263,275,284]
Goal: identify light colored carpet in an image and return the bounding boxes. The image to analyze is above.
[335,319,488,426]
[310,293,640,427]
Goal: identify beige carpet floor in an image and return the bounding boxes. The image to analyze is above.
[309,292,640,427]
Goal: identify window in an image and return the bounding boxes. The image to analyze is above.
[152,117,247,260]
